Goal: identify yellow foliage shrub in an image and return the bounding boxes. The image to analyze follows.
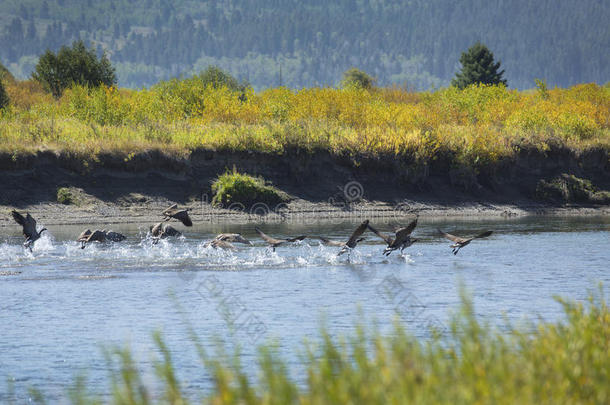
[1,80,608,171]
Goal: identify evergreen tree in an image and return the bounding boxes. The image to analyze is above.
[452,42,507,89]
[32,40,116,98]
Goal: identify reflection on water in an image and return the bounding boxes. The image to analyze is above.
[1,216,609,401]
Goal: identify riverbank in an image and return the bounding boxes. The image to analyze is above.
[1,81,608,226]
[0,146,608,228]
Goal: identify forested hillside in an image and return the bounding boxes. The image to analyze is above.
[0,0,608,89]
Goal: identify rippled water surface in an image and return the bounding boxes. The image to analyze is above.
[1,216,609,401]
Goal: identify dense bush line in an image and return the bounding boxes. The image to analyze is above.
[0,79,608,176]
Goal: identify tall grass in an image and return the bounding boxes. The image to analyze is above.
[1,80,608,172]
[54,289,610,404]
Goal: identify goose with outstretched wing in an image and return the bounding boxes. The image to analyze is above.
[162,204,193,227]
[207,239,237,250]
[368,217,418,256]
[150,222,181,244]
[204,233,252,249]
[337,219,369,256]
[255,228,306,251]
[312,220,369,256]
[213,233,252,245]
[78,229,126,249]
[438,229,493,255]
[11,210,47,251]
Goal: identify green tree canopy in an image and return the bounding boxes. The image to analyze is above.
[32,40,116,98]
[198,65,247,92]
[452,42,507,89]
[341,68,376,89]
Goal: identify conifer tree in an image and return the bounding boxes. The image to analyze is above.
[452,42,507,89]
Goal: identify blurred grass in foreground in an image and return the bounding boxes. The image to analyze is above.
[24,289,610,405]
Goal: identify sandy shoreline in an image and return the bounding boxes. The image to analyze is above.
[1,199,608,229]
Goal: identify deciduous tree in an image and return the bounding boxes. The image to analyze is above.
[32,40,116,98]
[341,68,375,90]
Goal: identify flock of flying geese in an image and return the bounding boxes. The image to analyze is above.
[10,204,493,256]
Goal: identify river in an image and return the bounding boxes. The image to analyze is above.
[1,215,608,401]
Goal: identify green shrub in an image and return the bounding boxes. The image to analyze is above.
[56,187,75,205]
[341,67,376,89]
[536,173,610,204]
[211,167,289,209]
[198,65,248,92]
[153,66,249,117]
[535,78,550,99]
[589,190,610,204]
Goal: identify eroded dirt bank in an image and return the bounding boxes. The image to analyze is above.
[0,146,608,227]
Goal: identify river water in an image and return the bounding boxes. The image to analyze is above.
[1,216,609,401]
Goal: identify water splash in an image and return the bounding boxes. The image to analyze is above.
[0,236,407,274]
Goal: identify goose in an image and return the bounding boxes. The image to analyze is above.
[213,233,252,245]
[203,233,252,249]
[78,229,126,249]
[438,229,493,255]
[368,217,418,256]
[162,204,193,227]
[314,236,354,247]
[150,222,182,244]
[11,210,47,251]
[77,229,93,243]
[78,229,105,248]
[338,219,370,256]
[255,228,306,251]
[105,231,126,242]
[207,239,237,250]
[313,220,369,256]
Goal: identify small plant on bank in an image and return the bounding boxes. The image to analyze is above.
[56,187,75,205]
[211,167,289,209]
[535,173,610,204]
